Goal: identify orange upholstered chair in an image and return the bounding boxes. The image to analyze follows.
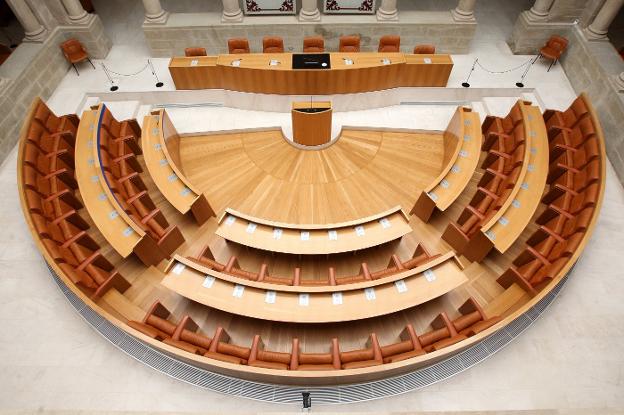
[303,36,325,53]
[339,35,360,52]
[378,35,400,52]
[228,38,250,54]
[184,47,207,57]
[263,36,284,53]
[60,38,95,75]
[540,35,568,72]
[413,44,436,54]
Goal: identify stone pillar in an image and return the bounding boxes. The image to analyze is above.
[615,72,624,92]
[142,0,169,24]
[451,0,477,22]
[376,0,398,21]
[222,0,243,23]
[61,0,92,24]
[6,0,47,42]
[525,0,555,22]
[299,0,321,21]
[584,0,624,40]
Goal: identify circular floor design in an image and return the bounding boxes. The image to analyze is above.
[48,258,572,405]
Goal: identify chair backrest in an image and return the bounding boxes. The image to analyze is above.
[263,36,284,53]
[303,36,324,53]
[548,35,568,52]
[339,35,360,52]
[413,44,436,54]
[60,38,86,58]
[228,38,250,54]
[184,47,207,57]
[378,35,400,52]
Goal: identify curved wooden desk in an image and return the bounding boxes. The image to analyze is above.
[168,52,453,94]
[215,206,412,255]
[463,101,549,262]
[141,109,214,225]
[160,252,467,323]
[412,107,482,222]
[75,106,160,265]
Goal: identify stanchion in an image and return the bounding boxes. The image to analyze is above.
[462,58,478,88]
[516,54,539,88]
[148,59,164,88]
[101,63,118,91]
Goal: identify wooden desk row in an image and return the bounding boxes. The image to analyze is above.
[169,52,453,94]
[75,106,161,266]
[215,206,412,255]
[141,109,214,225]
[412,107,483,222]
[161,252,466,323]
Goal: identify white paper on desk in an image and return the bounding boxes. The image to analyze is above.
[299,293,309,306]
[225,215,236,226]
[190,59,199,66]
[269,59,279,66]
[232,284,245,298]
[328,230,338,240]
[424,269,436,282]
[231,60,241,67]
[344,58,353,65]
[395,280,408,293]
[355,225,365,236]
[365,287,376,300]
[332,292,343,305]
[300,231,310,241]
[273,228,283,240]
[246,223,257,234]
[265,290,276,304]
[423,57,432,64]
[203,276,215,288]
[379,218,391,229]
[172,263,186,275]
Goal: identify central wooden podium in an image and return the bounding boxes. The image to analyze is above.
[291,101,332,146]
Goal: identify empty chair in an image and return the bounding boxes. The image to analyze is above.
[184,47,207,57]
[380,324,425,363]
[413,44,436,54]
[419,312,468,352]
[339,35,360,52]
[127,301,176,340]
[249,335,292,370]
[338,334,383,369]
[451,298,501,336]
[60,38,95,75]
[378,35,400,52]
[303,36,324,53]
[228,38,250,54]
[204,327,252,365]
[539,35,568,72]
[263,36,284,53]
[290,338,340,370]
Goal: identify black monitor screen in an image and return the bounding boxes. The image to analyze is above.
[292,53,331,70]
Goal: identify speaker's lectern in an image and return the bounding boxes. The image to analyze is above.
[291,101,332,146]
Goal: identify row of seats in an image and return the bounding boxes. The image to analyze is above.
[128,297,500,370]
[22,100,130,298]
[185,35,436,56]
[498,96,601,295]
[190,243,439,286]
[442,102,527,256]
[97,107,184,257]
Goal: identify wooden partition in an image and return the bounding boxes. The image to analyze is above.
[412,107,483,222]
[75,106,162,265]
[169,53,453,94]
[216,206,412,255]
[161,252,467,323]
[141,109,215,225]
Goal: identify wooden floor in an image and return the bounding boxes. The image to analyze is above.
[179,129,443,224]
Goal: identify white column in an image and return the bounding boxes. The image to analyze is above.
[142,0,169,24]
[376,0,398,21]
[299,0,321,21]
[222,0,243,23]
[6,0,47,42]
[525,0,555,22]
[61,0,91,25]
[584,0,624,40]
[451,0,477,22]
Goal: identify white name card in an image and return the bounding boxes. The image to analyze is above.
[381,58,391,65]
[300,231,310,241]
[364,287,376,301]
[299,293,309,306]
[172,263,186,275]
[246,223,257,234]
[355,226,365,237]
[423,57,432,64]
[232,284,245,298]
[332,292,343,305]
[269,59,279,66]
[344,58,354,65]
[265,290,276,304]
[190,59,199,66]
[273,228,283,240]
[379,218,391,229]
[231,59,240,67]
[424,269,436,282]
[328,230,338,241]
[225,215,236,226]
[202,276,215,288]
[395,280,408,293]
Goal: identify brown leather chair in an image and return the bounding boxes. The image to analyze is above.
[540,35,568,72]
[263,36,284,53]
[184,47,207,57]
[339,35,360,52]
[413,44,436,54]
[60,38,95,75]
[228,38,250,54]
[378,35,400,52]
[303,36,324,53]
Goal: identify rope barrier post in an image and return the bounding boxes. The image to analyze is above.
[462,58,478,88]
[516,54,540,88]
[148,59,164,88]
[101,63,118,91]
